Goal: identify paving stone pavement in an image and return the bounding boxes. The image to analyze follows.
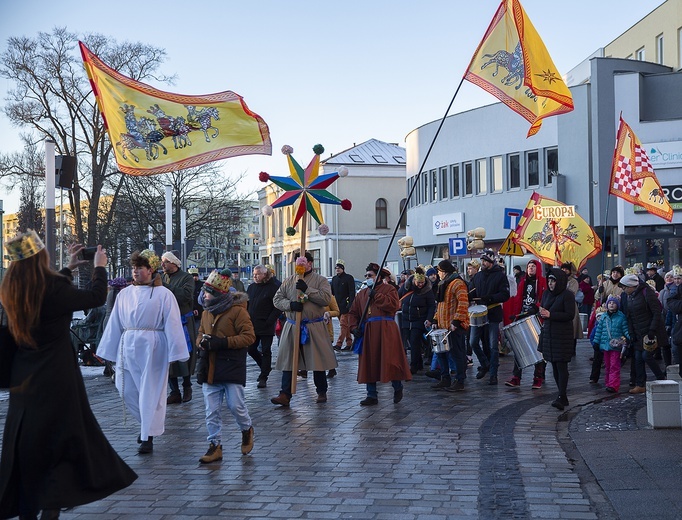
[2,336,682,519]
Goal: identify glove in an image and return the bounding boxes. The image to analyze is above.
[290,301,304,312]
[201,335,228,351]
[295,279,308,293]
[480,296,491,305]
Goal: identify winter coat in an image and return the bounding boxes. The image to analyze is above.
[667,288,682,346]
[596,277,623,304]
[0,267,137,518]
[398,276,436,331]
[593,310,629,352]
[537,268,576,363]
[348,281,411,384]
[565,276,585,339]
[469,264,510,323]
[197,292,255,386]
[506,261,547,320]
[625,282,669,352]
[163,268,198,376]
[331,271,356,314]
[246,274,281,336]
[578,279,595,307]
[273,272,337,371]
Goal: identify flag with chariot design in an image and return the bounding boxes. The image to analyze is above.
[79,42,271,176]
[609,115,672,222]
[464,0,573,137]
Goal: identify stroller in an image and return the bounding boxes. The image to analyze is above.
[70,306,107,369]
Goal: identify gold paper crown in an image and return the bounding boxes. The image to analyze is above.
[139,249,161,272]
[5,229,45,262]
[204,269,232,294]
[673,265,682,277]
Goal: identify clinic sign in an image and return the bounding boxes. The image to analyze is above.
[646,141,682,169]
[432,212,463,235]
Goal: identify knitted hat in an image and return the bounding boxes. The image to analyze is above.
[611,266,625,277]
[426,267,438,277]
[619,274,640,287]
[204,268,233,295]
[437,259,456,273]
[161,251,182,267]
[605,295,620,309]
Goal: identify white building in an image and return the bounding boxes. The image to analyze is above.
[405,1,682,273]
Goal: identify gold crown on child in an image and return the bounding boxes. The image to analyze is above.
[5,229,45,262]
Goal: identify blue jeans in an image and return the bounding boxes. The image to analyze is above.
[203,382,252,445]
[281,370,328,398]
[366,381,402,399]
[634,349,665,387]
[435,328,467,382]
[469,322,501,377]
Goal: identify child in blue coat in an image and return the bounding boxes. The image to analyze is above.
[592,296,629,393]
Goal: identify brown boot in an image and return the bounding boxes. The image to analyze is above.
[270,392,290,406]
[241,426,254,454]
[166,391,181,404]
[182,386,192,402]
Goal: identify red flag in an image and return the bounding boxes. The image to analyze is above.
[609,116,672,222]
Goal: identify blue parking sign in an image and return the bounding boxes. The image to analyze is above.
[449,238,467,256]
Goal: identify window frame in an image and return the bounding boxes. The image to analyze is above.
[451,164,460,198]
[509,154,520,190]
[491,155,503,193]
[526,150,539,187]
[375,198,388,229]
[464,162,473,196]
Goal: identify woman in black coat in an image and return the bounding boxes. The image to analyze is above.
[538,268,576,410]
[398,269,436,374]
[0,233,137,520]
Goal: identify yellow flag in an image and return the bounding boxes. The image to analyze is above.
[512,192,602,269]
[80,42,271,176]
[464,0,573,137]
[609,116,672,222]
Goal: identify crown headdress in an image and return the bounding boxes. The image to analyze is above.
[5,229,45,262]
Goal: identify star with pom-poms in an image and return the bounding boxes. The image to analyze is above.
[259,144,351,227]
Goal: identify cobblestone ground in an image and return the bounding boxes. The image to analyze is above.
[1,331,680,519]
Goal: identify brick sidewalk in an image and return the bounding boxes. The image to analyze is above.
[1,337,681,519]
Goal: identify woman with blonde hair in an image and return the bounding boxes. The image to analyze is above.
[0,230,137,520]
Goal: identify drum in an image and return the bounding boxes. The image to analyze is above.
[502,315,543,369]
[468,305,488,327]
[426,328,451,354]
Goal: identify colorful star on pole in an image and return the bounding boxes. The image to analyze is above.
[259,144,352,229]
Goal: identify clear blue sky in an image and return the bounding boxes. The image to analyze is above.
[0,0,666,214]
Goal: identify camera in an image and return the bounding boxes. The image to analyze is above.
[81,246,97,261]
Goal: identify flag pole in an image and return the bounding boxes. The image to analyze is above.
[290,210,307,394]
[600,193,612,284]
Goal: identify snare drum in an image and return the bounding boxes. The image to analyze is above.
[426,328,451,353]
[468,304,488,327]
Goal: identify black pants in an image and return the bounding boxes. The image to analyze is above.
[551,361,569,399]
[248,334,274,380]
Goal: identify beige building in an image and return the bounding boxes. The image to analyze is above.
[604,0,682,69]
[258,139,406,280]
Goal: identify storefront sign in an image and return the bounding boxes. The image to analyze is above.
[645,141,682,169]
[634,184,682,212]
[432,212,463,235]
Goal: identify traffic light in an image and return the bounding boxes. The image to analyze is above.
[466,227,486,251]
[398,236,416,258]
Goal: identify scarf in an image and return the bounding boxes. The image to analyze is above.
[200,289,234,315]
[436,273,458,303]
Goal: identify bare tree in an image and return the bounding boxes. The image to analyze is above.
[0,28,174,245]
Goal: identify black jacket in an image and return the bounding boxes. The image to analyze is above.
[537,268,576,362]
[469,264,510,323]
[626,282,669,351]
[398,276,436,330]
[246,275,281,336]
[331,272,356,314]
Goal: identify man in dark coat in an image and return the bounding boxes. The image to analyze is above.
[331,260,356,351]
[161,251,197,403]
[620,273,667,394]
[469,251,510,385]
[646,264,665,293]
[398,267,436,374]
[246,264,282,388]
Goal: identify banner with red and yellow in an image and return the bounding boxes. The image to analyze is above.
[464,0,573,137]
[80,42,271,176]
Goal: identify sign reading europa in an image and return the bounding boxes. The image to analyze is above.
[532,205,575,220]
